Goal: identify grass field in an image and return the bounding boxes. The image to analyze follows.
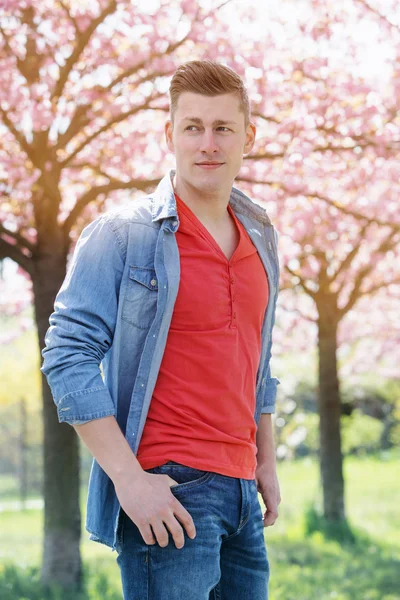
[1,452,399,600]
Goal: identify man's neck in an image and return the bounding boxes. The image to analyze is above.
[172,174,232,226]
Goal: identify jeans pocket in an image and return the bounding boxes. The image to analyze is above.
[151,461,216,494]
[115,508,125,556]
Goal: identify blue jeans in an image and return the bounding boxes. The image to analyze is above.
[115,461,269,599]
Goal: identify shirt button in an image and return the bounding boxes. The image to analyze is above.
[150,279,157,286]
[230,278,234,283]
[173,220,178,226]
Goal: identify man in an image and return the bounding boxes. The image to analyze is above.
[41,59,281,600]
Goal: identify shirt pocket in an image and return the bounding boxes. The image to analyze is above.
[122,265,159,329]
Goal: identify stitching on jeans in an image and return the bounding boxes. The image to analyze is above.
[146,544,150,600]
[155,469,217,493]
[220,512,251,544]
[214,582,221,599]
[171,471,216,492]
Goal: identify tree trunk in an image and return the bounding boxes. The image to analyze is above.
[19,397,28,509]
[32,250,82,590]
[317,310,345,521]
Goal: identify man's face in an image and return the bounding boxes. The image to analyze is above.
[165,92,256,195]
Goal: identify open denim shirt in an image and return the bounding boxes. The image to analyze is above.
[41,169,281,549]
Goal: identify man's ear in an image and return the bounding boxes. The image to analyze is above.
[243,122,256,155]
[165,120,174,153]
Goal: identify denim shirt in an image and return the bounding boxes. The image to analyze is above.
[40,169,281,549]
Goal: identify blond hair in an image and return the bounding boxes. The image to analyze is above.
[169,60,250,127]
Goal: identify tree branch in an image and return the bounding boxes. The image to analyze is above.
[329,221,371,284]
[0,107,34,165]
[58,0,80,33]
[54,102,93,152]
[243,150,286,161]
[284,264,317,300]
[105,28,192,93]
[0,238,33,275]
[60,92,165,167]
[278,301,316,323]
[236,175,400,231]
[354,0,400,34]
[51,0,118,101]
[360,277,400,297]
[0,224,35,253]
[251,111,281,125]
[62,177,160,236]
[338,230,400,318]
[0,11,42,84]
[308,192,400,231]
[56,3,199,153]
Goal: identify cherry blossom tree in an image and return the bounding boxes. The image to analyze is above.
[0,0,236,589]
[235,0,400,521]
[1,0,399,590]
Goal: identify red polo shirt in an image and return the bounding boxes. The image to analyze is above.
[136,193,269,479]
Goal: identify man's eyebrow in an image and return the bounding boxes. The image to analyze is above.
[181,117,237,126]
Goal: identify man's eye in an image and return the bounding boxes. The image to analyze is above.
[184,126,232,131]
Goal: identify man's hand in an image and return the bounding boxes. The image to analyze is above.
[255,464,281,527]
[115,471,197,549]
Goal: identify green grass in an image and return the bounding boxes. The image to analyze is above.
[1,452,399,599]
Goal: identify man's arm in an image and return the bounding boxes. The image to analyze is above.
[40,214,123,424]
[40,215,196,549]
[255,224,281,526]
[73,416,143,483]
[256,413,277,469]
[255,413,281,527]
[74,416,197,549]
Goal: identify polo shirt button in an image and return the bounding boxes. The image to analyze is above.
[150,279,157,286]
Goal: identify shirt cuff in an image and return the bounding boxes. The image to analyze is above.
[56,386,116,424]
[260,377,281,414]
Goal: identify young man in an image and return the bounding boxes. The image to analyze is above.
[41,60,281,599]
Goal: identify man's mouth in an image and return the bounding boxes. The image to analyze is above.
[195,162,224,169]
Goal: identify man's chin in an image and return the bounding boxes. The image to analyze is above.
[193,178,221,194]
[177,169,231,195]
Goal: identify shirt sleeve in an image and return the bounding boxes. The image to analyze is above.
[260,364,281,414]
[260,225,281,414]
[40,214,125,425]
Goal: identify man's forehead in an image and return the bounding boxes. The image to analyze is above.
[175,92,242,121]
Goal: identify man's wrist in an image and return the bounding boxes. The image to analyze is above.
[256,459,277,472]
[112,455,144,486]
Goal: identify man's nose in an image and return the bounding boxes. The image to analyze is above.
[199,130,220,154]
